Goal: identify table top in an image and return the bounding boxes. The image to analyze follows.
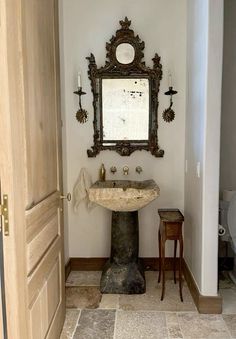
[158,209,184,222]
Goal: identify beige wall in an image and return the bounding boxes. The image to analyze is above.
[59,0,187,258]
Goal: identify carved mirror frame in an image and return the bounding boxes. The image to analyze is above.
[86,17,164,157]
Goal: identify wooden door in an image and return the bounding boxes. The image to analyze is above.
[0,0,65,338]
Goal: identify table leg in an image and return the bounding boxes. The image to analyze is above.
[179,236,183,302]
[158,229,161,283]
[174,240,177,284]
[161,239,165,301]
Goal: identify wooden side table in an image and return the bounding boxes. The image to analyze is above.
[158,209,184,302]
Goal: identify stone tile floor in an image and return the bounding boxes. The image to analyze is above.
[219,271,236,315]
[60,271,236,339]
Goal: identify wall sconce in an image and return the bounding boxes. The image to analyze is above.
[162,86,178,123]
[162,72,177,123]
[74,72,88,123]
[74,87,88,123]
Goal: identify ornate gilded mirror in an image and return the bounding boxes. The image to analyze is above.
[86,17,164,157]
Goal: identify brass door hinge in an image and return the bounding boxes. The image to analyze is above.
[0,195,9,236]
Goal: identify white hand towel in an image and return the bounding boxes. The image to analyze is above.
[73,168,96,212]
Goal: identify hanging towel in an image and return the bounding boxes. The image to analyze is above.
[73,168,96,212]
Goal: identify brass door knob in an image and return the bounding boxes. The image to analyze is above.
[60,193,71,202]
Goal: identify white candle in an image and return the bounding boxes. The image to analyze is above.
[77,72,81,88]
[168,71,172,87]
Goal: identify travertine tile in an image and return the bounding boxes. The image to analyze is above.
[220,288,236,314]
[99,294,119,309]
[60,309,80,339]
[146,271,196,306]
[61,270,236,339]
[165,312,183,339]
[178,313,230,338]
[219,272,236,290]
[223,314,236,338]
[66,271,101,287]
[66,286,102,309]
[73,309,115,339]
[168,324,183,339]
[145,270,174,287]
[119,279,196,312]
[115,311,168,339]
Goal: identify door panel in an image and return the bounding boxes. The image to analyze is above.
[22,0,65,337]
[47,259,60,325]
[0,0,65,337]
[29,257,61,339]
[27,240,61,307]
[26,192,60,244]
[22,0,59,208]
[26,194,60,274]
[29,281,48,339]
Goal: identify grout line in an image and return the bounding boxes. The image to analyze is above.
[117,294,120,310]
[163,312,170,339]
[114,309,198,314]
[71,309,81,339]
[113,310,118,339]
[176,312,185,339]
[176,311,184,339]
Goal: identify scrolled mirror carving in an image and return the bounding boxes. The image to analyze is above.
[86,17,164,157]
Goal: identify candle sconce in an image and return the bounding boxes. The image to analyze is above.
[162,86,178,123]
[74,87,88,124]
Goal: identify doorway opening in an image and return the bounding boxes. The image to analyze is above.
[218,0,236,313]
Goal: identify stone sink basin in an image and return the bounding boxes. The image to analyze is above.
[89,179,160,212]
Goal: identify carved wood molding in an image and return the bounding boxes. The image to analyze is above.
[86,17,164,157]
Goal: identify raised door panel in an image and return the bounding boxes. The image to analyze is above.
[26,193,60,275]
[22,0,59,208]
[29,258,60,339]
[47,259,60,326]
[29,281,48,339]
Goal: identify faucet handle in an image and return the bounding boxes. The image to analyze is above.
[136,166,143,174]
[110,166,117,174]
[123,166,129,175]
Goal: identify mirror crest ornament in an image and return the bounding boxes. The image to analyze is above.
[86,17,164,157]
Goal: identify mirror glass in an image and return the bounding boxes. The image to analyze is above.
[102,78,149,141]
[116,43,135,64]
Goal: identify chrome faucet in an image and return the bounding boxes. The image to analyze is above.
[123,166,129,175]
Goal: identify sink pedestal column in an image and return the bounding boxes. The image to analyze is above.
[100,211,145,294]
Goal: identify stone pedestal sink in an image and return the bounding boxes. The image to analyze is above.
[89,179,160,294]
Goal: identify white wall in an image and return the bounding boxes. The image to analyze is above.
[59,0,187,258]
[220,0,236,193]
[185,0,223,295]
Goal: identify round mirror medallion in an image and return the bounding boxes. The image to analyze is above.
[116,43,135,64]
